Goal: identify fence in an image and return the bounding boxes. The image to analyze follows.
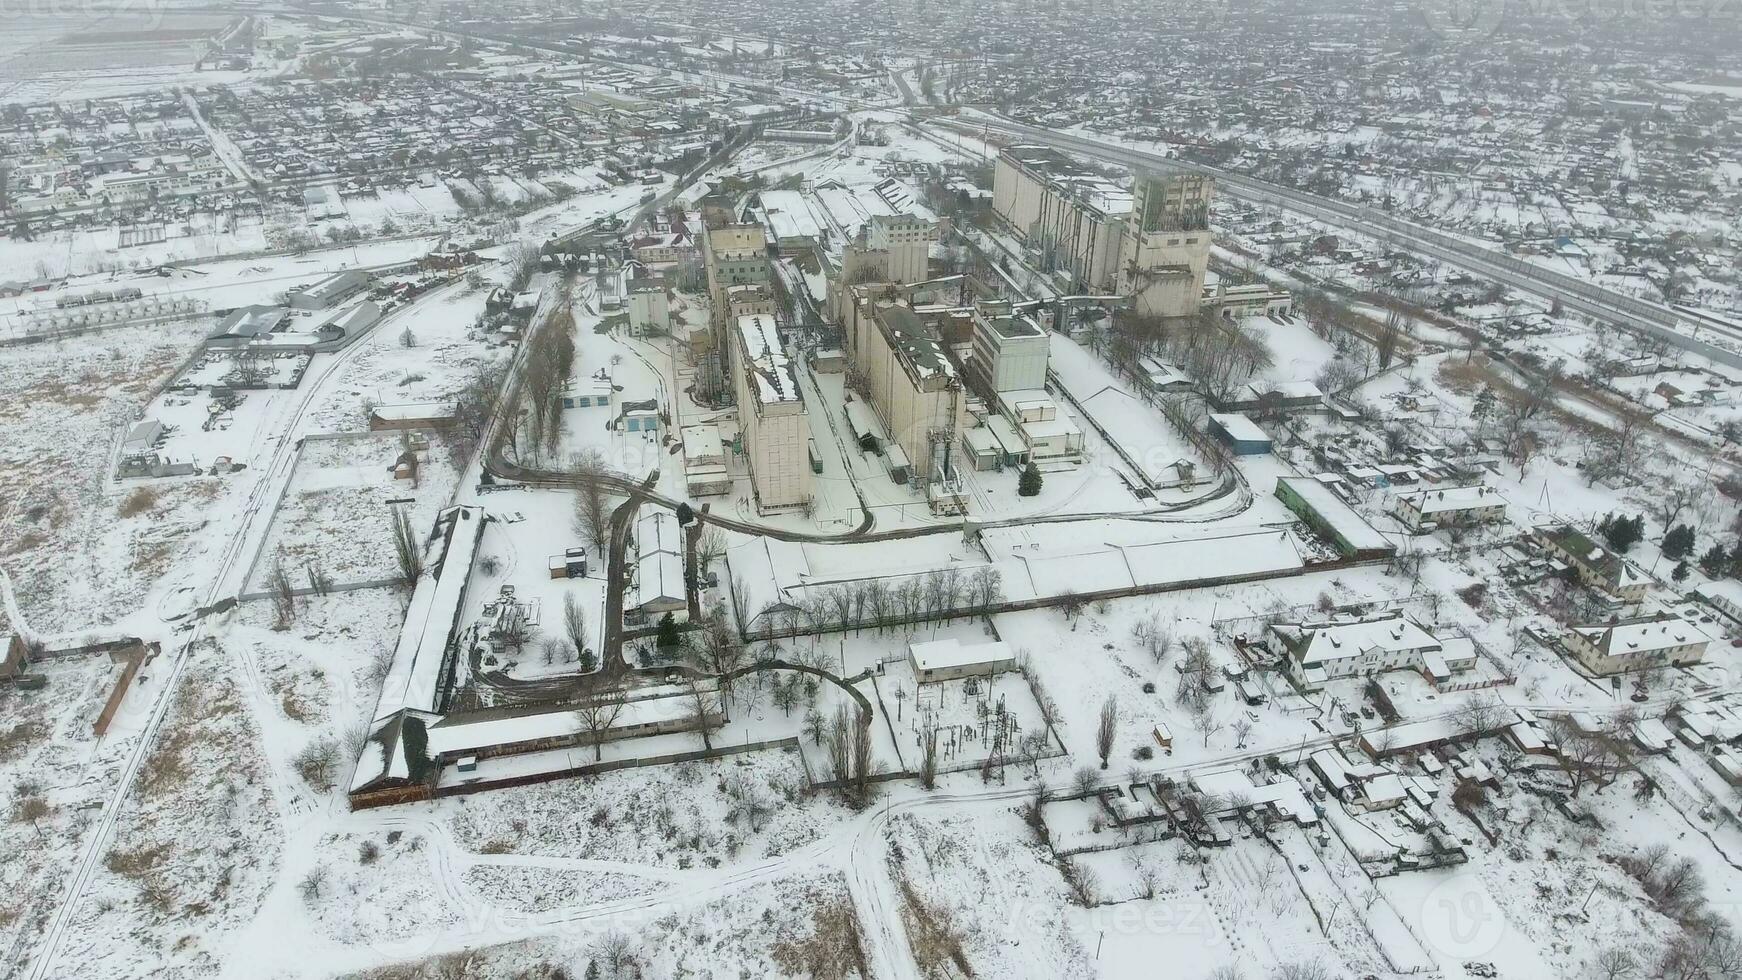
[420,737,803,803]
[93,645,148,738]
[738,554,1389,645]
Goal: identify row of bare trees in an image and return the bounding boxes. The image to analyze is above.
[1084,309,1276,408]
[516,298,577,464]
[751,567,1004,638]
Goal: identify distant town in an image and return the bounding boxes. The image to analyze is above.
[3,2,1742,979]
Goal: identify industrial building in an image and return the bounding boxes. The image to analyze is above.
[1273,477,1395,560]
[287,270,370,311]
[630,510,689,621]
[966,301,1083,464]
[993,145,1213,318]
[1207,413,1272,456]
[627,274,671,336]
[908,638,1017,683]
[731,314,813,511]
[836,293,969,512]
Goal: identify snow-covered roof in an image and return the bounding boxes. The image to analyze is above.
[1192,769,1318,824]
[1209,412,1269,443]
[1396,483,1504,514]
[1572,613,1711,658]
[1272,612,1441,668]
[680,424,724,463]
[908,638,1015,673]
[734,314,801,406]
[1275,477,1392,555]
[372,506,485,723]
[212,305,288,339]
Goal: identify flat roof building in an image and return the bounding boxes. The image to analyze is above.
[731,314,812,511]
[288,270,370,311]
[909,638,1017,684]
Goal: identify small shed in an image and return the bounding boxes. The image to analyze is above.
[908,638,1016,684]
[1207,413,1272,456]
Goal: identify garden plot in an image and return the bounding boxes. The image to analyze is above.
[337,871,865,980]
[459,865,663,913]
[881,809,1096,979]
[51,648,282,980]
[0,318,230,632]
[0,656,134,959]
[445,749,846,868]
[305,830,465,947]
[248,432,463,592]
[1250,311,1340,387]
[1067,833,1353,977]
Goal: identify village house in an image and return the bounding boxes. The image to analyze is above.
[1391,484,1506,532]
[1535,523,1653,604]
[1269,611,1478,691]
[1564,612,1711,676]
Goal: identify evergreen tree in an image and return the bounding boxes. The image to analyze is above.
[1701,544,1729,577]
[1671,561,1690,583]
[656,611,681,648]
[1600,513,1643,554]
[1662,524,1696,560]
[1471,385,1496,429]
[1018,461,1043,497]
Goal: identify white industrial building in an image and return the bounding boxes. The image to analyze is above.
[627,275,671,336]
[908,638,1017,683]
[993,145,1213,319]
[288,270,370,311]
[967,302,1083,463]
[731,314,812,511]
[631,510,688,620]
[680,423,732,497]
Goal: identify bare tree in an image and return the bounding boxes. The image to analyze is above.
[562,592,589,659]
[1132,614,1175,665]
[269,558,297,630]
[685,675,715,751]
[1454,693,1503,735]
[1096,697,1117,769]
[570,448,615,551]
[1232,717,1254,749]
[590,930,638,980]
[1190,700,1222,747]
[1593,946,1638,980]
[919,721,939,790]
[577,690,626,761]
[696,524,727,580]
[389,506,423,587]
